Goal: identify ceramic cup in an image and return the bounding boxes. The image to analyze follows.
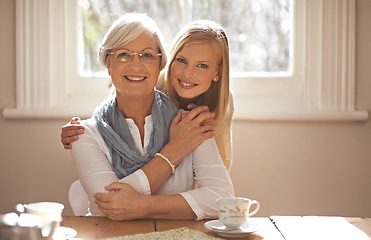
[24,202,64,235]
[216,197,260,229]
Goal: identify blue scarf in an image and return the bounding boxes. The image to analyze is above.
[93,90,178,179]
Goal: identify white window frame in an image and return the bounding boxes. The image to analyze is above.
[3,0,368,121]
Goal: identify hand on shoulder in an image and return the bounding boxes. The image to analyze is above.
[60,117,85,149]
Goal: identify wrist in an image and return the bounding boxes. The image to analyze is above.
[160,143,186,166]
[155,153,175,173]
[141,195,153,218]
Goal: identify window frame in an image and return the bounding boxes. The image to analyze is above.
[3,0,368,121]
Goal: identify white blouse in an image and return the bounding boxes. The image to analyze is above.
[70,116,234,220]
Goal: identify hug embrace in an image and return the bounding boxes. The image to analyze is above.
[61,12,235,221]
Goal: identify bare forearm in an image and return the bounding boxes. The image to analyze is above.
[142,107,215,195]
[141,143,188,194]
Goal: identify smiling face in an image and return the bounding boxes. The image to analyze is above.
[107,32,161,100]
[170,42,220,103]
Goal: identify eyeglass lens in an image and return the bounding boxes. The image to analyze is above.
[114,50,160,63]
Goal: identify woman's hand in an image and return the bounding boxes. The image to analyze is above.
[94,182,196,220]
[60,117,85,149]
[186,103,215,127]
[94,182,148,221]
[165,105,215,162]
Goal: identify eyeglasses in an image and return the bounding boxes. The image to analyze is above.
[108,49,162,64]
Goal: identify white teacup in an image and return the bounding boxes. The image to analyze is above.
[216,197,260,229]
[24,202,64,234]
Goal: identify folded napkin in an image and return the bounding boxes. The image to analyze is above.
[102,227,222,240]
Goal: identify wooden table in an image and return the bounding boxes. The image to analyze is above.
[270,216,371,240]
[61,216,371,240]
[61,216,154,239]
[62,216,283,240]
[155,218,284,240]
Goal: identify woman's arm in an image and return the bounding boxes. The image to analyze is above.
[70,119,153,215]
[71,107,216,215]
[94,183,196,220]
[60,103,215,150]
[93,138,234,220]
[142,106,215,194]
[179,137,235,220]
[71,118,199,218]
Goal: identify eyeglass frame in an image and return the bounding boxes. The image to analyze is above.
[107,49,162,64]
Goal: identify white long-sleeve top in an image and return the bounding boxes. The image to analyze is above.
[70,116,234,220]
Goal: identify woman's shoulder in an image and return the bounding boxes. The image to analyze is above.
[79,118,101,139]
[81,117,98,130]
[75,118,110,154]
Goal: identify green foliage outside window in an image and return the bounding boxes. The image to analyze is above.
[79,0,291,75]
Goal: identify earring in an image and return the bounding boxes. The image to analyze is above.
[213,77,218,82]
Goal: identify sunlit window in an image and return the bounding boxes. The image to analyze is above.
[8,0,363,121]
[79,0,292,76]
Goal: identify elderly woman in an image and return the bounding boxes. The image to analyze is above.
[71,13,234,221]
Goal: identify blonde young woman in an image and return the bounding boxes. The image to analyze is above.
[161,20,233,169]
[69,13,234,221]
[62,19,234,170]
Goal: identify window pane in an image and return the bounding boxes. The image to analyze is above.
[192,0,292,73]
[79,0,183,75]
[79,0,292,75]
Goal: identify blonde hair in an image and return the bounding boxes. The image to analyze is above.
[164,20,231,129]
[98,13,167,71]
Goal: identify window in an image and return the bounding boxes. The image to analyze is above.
[79,0,292,74]
[3,0,367,121]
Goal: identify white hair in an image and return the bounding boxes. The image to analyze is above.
[97,13,167,70]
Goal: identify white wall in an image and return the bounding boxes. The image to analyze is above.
[1,0,370,217]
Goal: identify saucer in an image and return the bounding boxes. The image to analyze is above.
[204,220,258,238]
[53,226,77,240]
